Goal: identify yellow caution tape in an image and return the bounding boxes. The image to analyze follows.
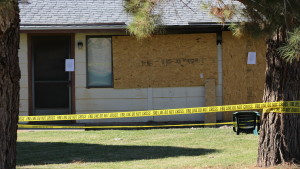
[18,122,235,129]
[18,101,300,122]
[264,107,300,113]
[18,121,261,129]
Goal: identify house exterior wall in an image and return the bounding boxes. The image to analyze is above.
[17,31,266,123]
[19,33,29,117]
[75,33,207,123]
[222,31,267,121]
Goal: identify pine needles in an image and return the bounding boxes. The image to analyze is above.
[278,27,300,62]
[124,0,160,39]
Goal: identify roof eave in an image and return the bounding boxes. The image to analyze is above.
[20,22,232,33]
[188,22,234,26]
[20,23,127,30]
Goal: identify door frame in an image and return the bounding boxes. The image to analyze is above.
[27,33,76,117]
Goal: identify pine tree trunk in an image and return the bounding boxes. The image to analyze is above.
[0,1,20,169]
[257,33,300,167]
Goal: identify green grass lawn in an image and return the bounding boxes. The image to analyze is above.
[17,128,259,169]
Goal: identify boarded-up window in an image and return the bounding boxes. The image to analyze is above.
[87,37,112,87]
[112,34,217,88]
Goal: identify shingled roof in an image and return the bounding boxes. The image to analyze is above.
[19,0,242,30]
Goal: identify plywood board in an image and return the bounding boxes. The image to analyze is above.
[222,32,266,121]
[113,33,217,88]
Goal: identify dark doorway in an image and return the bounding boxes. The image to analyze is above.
[31,36,71,117]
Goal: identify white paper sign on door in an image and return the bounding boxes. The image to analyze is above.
[65,59,75,72]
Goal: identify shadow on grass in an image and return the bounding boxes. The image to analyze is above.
[17,142,219,165]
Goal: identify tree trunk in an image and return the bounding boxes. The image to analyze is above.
[257,32,300,167]
[0,1,20,169]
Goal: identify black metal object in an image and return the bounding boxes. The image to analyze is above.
[233,111,260,135]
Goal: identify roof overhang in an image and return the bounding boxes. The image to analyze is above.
[20,22,232,34]
[188,22,233,26]
[20,22,127,31]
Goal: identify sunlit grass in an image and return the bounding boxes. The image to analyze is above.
[17,128,258,169]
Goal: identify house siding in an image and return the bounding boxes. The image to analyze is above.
[19,33,29,117]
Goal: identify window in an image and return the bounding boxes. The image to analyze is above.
[86,36,113,88]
